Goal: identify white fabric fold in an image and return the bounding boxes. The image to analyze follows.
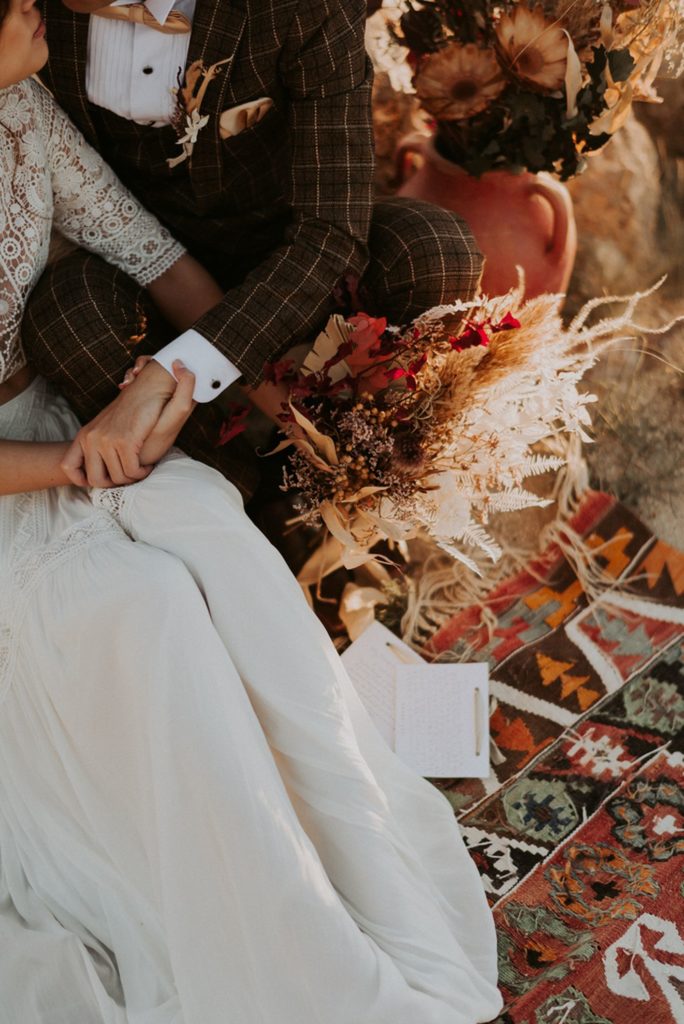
[0,379,502,1024]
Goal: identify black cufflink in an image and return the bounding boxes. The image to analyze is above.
[211,380,221,390]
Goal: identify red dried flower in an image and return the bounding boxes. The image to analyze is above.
[345,313,388,376]
[492,312,521,332]
[262,358,296,385]
[451,321,490,351]
[217,404,250,446]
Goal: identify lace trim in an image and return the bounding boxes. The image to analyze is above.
[90,447,187,533]
[90,485,131,528]
[0,78,186,385]
[0,511,123,704]
[133,239,185,288]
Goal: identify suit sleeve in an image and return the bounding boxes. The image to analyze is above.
[191,0,374,388]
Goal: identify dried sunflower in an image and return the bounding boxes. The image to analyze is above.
[414,42,505,121]
[496,5,569,91]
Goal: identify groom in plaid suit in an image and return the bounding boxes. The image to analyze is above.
[25,0,483,502]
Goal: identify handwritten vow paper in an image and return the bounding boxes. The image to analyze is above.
[341,621,489,778]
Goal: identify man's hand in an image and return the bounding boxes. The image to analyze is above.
[61,359,195,487]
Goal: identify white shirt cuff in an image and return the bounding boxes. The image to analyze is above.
[152,330,241,403]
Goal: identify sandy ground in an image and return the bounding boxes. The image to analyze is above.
[574,167,683,550]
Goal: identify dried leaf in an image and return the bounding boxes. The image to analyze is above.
[302,315,353,377]
[564,32,583,119]
[293,439,336,474]
[289,402,339,465]
[180,60,205,114]
[339,583,388,641]
[340,485,388,504]
[296,535,345,596]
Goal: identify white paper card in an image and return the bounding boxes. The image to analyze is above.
[395,664,489,778]
[340,621,419,747]
[341,622,489,778]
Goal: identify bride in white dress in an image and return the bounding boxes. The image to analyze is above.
[0,2,503,1022]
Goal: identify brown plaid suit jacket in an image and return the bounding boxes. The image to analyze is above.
[40,0,374,389]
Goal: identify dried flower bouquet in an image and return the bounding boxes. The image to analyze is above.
[264,281,669,584]
[368,0,683,177]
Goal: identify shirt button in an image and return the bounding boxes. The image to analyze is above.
[211,380,222,390]
[142,66,154,75]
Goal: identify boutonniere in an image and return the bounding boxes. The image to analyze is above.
[168,56,232,169]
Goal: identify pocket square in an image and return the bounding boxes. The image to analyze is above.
[218,97,274,139]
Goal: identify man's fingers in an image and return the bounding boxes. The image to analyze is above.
[118,442,152,482]
[60,438,89,488]
[84,446,114,489]
[103,446,152,487]
[98,446,130,486]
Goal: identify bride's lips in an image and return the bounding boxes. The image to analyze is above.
[34,18,46,39]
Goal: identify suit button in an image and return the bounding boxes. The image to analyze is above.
[211,380,221,390]
[142,66,154,75]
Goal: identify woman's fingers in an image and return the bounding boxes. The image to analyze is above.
[119,354,154,389]
[60,437,89,488]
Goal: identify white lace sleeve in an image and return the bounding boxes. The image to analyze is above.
[0,132,25,382]
[31,79,185,287]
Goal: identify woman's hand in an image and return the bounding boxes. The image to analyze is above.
[61,359,196,488]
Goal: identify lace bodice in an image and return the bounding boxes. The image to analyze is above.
[0,77,185,384]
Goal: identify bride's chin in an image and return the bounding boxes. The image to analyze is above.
[31,38,49,74]
[6,40,49,89]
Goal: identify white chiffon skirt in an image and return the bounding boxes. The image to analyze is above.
[0,377,502,1024]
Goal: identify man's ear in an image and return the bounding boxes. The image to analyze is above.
[61,0,118,12]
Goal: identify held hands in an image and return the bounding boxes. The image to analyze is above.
[61,358,196,488]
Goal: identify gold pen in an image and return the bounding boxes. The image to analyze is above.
[474,686,482,758]
[385,641,422,666]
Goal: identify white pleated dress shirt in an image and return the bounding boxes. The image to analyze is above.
[87,0,241,400]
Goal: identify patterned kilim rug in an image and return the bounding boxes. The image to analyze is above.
[427,492,684,1023]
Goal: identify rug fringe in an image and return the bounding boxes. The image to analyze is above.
[399,436,627,658]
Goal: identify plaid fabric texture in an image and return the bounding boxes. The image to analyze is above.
[24,199,482,498]
[22,251,262,500]
[39,0,482,389]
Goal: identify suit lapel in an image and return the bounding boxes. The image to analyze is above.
[43,0,99,146]
[186,0,248,99]
[44,0,250,198]
[184,0,249,198]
